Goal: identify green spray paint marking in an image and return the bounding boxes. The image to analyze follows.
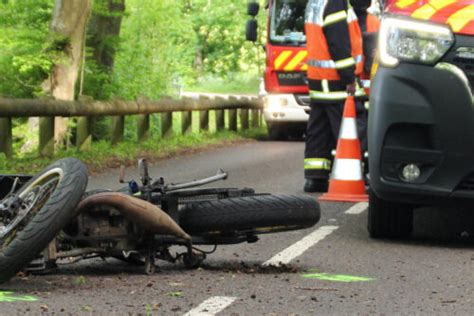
[0,291,38,302]
[301,272,375,283]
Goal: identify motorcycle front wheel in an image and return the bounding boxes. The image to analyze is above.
[0,158,88,283]
[179,194,320,235]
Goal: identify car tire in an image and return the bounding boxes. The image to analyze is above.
[367,190,413,239]
[268,124,287,141]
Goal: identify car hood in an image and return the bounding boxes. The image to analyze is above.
[385,0,474,35]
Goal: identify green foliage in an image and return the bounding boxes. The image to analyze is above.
[182,0,265,79]
[110,0,265,99]
[187,73,261,94]
[0,0,53,98]
[111,0,195,100]
[0,0,265,99]
[0,0,269,164]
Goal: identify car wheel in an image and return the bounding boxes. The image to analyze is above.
[268,124,287,141]
[367,190,413,239]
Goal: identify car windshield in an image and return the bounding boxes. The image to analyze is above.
[270,0,307,45]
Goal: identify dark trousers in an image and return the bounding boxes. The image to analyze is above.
[304,99,368,180]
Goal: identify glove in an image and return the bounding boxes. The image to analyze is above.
[346,82,356,96]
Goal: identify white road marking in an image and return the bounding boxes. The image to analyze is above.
[262,225,339,266]
[345,202,368,215]
[183,296,237,316]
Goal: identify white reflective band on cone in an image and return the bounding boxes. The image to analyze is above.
[339,118,358,139]
[331,159,363,181]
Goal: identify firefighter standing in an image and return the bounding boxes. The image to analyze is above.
[303,0,367,192]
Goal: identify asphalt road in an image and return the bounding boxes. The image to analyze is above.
[2,140,474,315]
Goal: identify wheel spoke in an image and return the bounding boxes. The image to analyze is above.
[0,173,60,248]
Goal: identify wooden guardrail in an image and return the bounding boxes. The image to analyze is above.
[0,95,263,158]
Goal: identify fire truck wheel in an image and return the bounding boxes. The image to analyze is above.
[268,124,287,141]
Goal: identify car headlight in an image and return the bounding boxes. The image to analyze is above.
[379,16,454,67]
[265,95,289,109]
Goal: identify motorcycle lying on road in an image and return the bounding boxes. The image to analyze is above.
[0,158,320,283]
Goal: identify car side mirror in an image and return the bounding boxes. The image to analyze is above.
[246,19,258,42]
[247,1,260,16]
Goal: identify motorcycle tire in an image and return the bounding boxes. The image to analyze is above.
[179,194,320,235]
[0,158,88,284]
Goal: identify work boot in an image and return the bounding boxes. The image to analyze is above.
[304,179,328,193]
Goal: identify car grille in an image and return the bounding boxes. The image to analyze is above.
[295,94,310,106]
[276,71,308,86]
[294,94,311,114]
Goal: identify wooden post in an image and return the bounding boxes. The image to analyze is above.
[111,116,124,145]
[39,117,55,157]
[251,109,259,128]
[200,110,209,132]
[240,108,250,130]
[137,114,150,142]
[181,111,192,135]
[228,96,238,132]
[76,117,92,151]
[199,96,209,132]
[0,118,12,158]
[214,97,225,132]
[161,112,173,138]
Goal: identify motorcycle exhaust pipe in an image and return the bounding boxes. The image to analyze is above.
[75,192,191,241]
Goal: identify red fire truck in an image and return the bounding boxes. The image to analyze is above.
[246,0,310,140]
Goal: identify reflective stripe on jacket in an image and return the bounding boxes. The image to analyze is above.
[305,0,363,83]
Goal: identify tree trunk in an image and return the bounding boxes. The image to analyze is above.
[86,0,125,141]
[88,0,125,73]
[42,0,92,148]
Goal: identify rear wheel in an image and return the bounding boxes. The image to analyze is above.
[367,190,413,239]
[179,194,320,235]
[0,158,88,283]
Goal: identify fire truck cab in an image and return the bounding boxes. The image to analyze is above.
[246,0,310,140]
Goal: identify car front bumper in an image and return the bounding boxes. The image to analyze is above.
[369,60,474,205]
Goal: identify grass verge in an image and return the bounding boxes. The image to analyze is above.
[0,127,268,175]
[186,74,260,95]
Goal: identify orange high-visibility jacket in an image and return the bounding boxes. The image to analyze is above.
[366,12,380,33]
[305,0,365,101]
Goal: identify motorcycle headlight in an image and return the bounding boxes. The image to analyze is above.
[379,16,454,67]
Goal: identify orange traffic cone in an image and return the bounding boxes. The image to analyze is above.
[319,96,368,202]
